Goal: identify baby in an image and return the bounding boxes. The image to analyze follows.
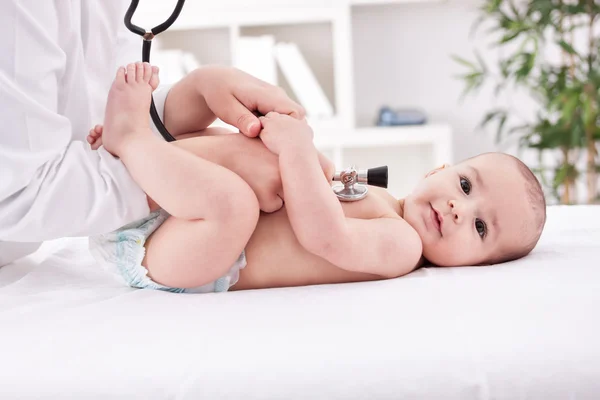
[89,62,546,293]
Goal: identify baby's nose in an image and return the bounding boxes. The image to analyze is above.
[448,199,465,223]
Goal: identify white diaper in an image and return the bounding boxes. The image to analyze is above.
[89,210,246,294]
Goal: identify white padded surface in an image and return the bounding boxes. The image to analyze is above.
[0,206,599,399]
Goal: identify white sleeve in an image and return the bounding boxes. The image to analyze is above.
[0,1,173,244]
[0,85,151,242]
[149,84,174,139]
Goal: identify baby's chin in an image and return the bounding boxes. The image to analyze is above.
[421,244,480,267]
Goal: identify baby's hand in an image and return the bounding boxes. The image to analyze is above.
[258,112,314,156]
[87,124,104,150]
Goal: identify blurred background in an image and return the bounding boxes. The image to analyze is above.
[135,0,600,205]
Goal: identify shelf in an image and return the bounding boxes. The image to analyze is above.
[144,0,454,179]
[314,124,453,172]
[208,120,452,164]
[137,1,446,29]
[350,0,445,5]
[313,124,451,148]
[136,5,342,31]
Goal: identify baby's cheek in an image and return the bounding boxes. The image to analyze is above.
[423,238,468,267]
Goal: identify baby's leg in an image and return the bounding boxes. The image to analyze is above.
[103,62,247,220]
[142,201,257,288]
[89,65,159,150]
[103,63,259,288]
[102,62,158,154]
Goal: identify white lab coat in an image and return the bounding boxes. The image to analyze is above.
[0,0,171,265]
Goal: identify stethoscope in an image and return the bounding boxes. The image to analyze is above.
[124,0,185,142]
[332,166,388,201]
[124,0,388,201]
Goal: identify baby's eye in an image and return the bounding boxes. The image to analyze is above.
[460,177,471,195]
[475,219,487,238]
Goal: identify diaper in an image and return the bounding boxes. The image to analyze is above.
[89,210,246,294]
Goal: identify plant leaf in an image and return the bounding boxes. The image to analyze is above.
[553,164,569,189]
[557,40,577,55]
[450,55,478,70]
[474,50,488,74]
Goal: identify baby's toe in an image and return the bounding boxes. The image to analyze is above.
[142,62,152,84]
[149,66,160,91]
[136,62,145,83]
[125,63,137,83]
[113,66,126,88]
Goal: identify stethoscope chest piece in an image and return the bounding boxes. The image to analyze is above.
[332,166,388,202]
[333,182,369,202]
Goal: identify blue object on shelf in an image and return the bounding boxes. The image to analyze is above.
[376,106,427,126]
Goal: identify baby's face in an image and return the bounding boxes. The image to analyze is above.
[403,153,534,267]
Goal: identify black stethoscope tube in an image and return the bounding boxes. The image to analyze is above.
[124,0,186,142]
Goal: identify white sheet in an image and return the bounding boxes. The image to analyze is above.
[1,205,599,399]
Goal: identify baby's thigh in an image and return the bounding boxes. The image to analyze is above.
[174,126,235,141]
[143,207,257,289]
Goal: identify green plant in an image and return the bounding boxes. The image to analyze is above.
[453,0,600,204]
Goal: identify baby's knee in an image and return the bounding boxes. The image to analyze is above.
[216,173,259,229]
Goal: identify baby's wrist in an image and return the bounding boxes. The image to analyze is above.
[280,139,315,159]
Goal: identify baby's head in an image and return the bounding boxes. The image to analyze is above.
[402,152,546,267]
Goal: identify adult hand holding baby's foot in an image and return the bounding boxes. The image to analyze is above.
[102,62,160,156]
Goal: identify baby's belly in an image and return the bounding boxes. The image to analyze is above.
[233,209,381,291]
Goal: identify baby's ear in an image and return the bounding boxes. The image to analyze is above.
[425,163,450,178]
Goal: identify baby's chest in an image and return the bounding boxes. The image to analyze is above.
[340,191,396,219]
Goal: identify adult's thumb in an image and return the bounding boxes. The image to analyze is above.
[226,99,261,137]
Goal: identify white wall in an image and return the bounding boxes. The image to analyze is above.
[147,0,589,202]
[149,0,539,165]
[351,0,538,164]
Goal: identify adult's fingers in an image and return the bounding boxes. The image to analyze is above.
[237,86,306,121]
[214,95,262,137]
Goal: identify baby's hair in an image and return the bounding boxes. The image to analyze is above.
[480,153,547,264]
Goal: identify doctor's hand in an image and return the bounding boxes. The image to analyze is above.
[193,66,306,138]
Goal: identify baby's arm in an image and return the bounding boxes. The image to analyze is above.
[88,123,335,214]
[259,113,422,278]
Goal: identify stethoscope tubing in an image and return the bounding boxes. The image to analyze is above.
[124,0,186,142]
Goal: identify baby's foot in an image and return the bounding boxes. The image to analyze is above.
[87,124,104,150]
[102,62,160,156]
